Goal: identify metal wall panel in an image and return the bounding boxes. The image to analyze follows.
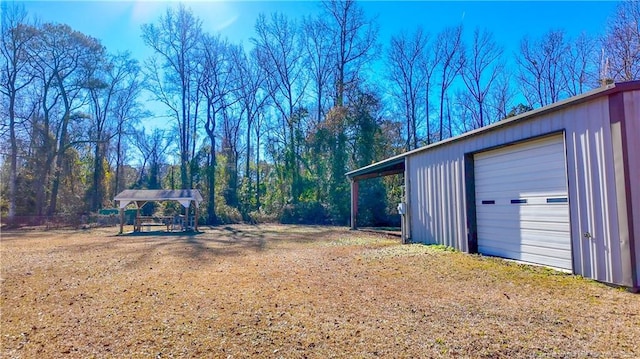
[623,91,640,288]
[408,150,467,251]
[565,100,623,284]
[407,95,633,285]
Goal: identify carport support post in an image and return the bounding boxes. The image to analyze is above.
[350,179,358,230]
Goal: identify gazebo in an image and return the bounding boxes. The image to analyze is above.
[114,189,203,234]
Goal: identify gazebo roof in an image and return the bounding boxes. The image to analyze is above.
[114,189,203,208]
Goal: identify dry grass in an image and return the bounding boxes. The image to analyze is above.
[1,224,638,358]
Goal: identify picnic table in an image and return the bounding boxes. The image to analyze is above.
[133,215,196,232]
[134,216,173,232]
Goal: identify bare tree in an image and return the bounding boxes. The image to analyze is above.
[434,25,464,141]
[517,30,569,108]
[134,128,170,217]
[460,27,503,129]
[302,15,335,124]
[319,0,378,220]
[562,32,598,96]
[253,12,307,202]
[603,0,640,81]
[418,36,438,145]
[233,46,270,215]
[321,0,378,107]
[134,128,168,187]
[27,23,104,215]
[253,106,267,209]
[86,52,139,211]
[198,33,237,223]
[111,68,143,202]
[0,2,36,221]
[387,27,429,150]
[220,106,243,209]
[487,71,516,121]
[141,4,203,189]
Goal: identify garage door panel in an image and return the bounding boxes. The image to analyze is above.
[476,174,564,190]
[478,228,571,246]
[475,134,572,270]
[476,181,567,193]
[476,209,568,224]
[479,246,572,269]
[484,203,570,212]
[479,235,571,254]
[476,182,567,194]
[476,159,566,176]
[511,227,569,236]
[476,159,565,180]
[479,225,570,235]
[476,139,564,163]
[480,241,571,258]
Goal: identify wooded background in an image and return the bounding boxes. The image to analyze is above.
[2,1,639,226]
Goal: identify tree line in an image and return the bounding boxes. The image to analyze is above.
[2,0,639,226]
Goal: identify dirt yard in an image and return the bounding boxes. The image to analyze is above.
[1,225,638,358]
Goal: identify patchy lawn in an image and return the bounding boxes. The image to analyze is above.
[1,225,638,358]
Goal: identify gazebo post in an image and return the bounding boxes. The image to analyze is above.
[184,203,188,230]
[195,200,199,231]
[119,206,124,234]
[135,201,144,232]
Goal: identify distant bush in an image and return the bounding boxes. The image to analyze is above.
[216,203,242,224]
[248,210,279,224]
[280,201,329,225]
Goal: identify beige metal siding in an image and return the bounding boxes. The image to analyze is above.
[624,91,640,288]
[407,96,632,285]
[564,100,624,284]
[409,151,467,250]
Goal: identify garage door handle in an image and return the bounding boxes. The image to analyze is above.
[583,232,593,239]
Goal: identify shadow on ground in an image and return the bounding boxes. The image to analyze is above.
[1,225,365,270]
[101,224,352,266]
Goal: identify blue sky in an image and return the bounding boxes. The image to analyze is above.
[16,0,621,129]
[19,1,619,58]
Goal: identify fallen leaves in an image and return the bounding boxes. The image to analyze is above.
[1,225,638,358]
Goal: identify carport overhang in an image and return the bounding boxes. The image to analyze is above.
[345,155,406,230]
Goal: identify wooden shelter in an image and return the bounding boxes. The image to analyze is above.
[114,189,203,234]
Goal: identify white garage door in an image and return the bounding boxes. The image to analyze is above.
[475,135,572,270]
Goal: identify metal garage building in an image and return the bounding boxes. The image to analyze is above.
[347,82,639,290]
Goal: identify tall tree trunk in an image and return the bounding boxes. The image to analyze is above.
[48,117,69,216]
[48,73,72,216]
[207,139,216,224]
[288,120,298,203]
[114,122,123,204]
[255,131,261,210]
[439,87,445,141]
[180,71,189,189]
[35,128,54,217]
[205,102,217,225]
[244,113,252,214]
[8,91,17,221]
[92,141,104,211]
[425,86,431,144]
